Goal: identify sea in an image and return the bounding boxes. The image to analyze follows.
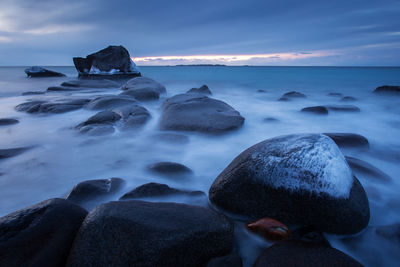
[0,66,399,266]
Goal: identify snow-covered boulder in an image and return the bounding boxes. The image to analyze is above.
[73,46,141,77]
[209,133,370,234]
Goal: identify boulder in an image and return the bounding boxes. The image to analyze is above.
[120,182,205,200]
[346,156,391,182]
[301,106,328,114]
[77,124,115,136]
[73,45,141,77]
[16,99,90,114]
[279,91,306,101]
[66,178,125,206]
[76,111,121,130]
[0,118,19,126]
[85,95,138,110]
[120,88,160,101]
[121,77,166,94]
[187,85,212,95]
[207,253,242,267]
[0,147,32,160]
[341,96,357,102]
[148,162,193,177]
[326,105,360,112]
[24,66,65,77]
[0,198,87,267]
[209,134,370,234]
[374,85,400,94]
[61,79,120,88]
[324,133,369,148]
[113,104,151,128]
[66,200,234,266]
[159,93,244,134]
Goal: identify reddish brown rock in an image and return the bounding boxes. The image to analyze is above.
[246,217,291,241]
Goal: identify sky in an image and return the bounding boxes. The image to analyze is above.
[0,0,399,66]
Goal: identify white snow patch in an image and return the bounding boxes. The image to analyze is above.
[251,134,353,198]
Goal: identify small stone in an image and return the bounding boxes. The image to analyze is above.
[246,217,291,241]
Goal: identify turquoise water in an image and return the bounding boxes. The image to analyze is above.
[0,66,399,266]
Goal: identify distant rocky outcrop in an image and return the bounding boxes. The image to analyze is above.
[73,45,141,78]
[25,66,65,77]
[374,85,400,94]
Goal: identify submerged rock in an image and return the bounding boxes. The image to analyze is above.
[120,88,160,101]
[301,106,328,114]
[66,178,125,206]
[16,99,90,114]
[120,182,205,200]
[148,162,193,177]
[85,95,137,110]
[0,198,87,267]
[25,66,65,77]
[263,117,279,122]
[341,96,357,102]
[374,85,400,94]
[0,147,32,159]
[73,45,141,77]
[279,91,306,101]
[113,104,151,128]
[77,124,115,136]
[326,104,360,112]
[324,133,369,148]
[151,132,190,144]
[209,134,370,234]
[187,85,212,95]
[121,76,166,94]
[61,79,120,88]
[346,156,391,182]
[0,118,19,126]
[21,91,46,95]
[66,200,233,266]
[246,217,291,241]
[159,93,244,134]
[327,92,343,97]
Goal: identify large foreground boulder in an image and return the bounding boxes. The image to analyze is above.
[209,134,370,234]
[73,45,141,77]
[121,76,166,93]
[66,200,233,266]
[159,93,244,134]
[25,66,65,77]
[16,98,90,114]
[0,198,87,267]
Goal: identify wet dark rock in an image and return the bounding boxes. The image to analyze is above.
[47,86,85,92]
[263,117,279,122]
[78,124,115,136]
[209,134,370,234]
[73,45,141,77]
[0,118,19,126]
[257,89,266,93]
[113,104,151,128]
[121,76,166,94]
[0,147,32,159]
[279,91,306,101]
[159,93,244,134]
[187,85,212,95]
[151,132,190,144]
[374,85,400,94]
[77,111,121,129]
[148,162,193,177]
[120,88,160,101]
[346,156,391,182]
[341,96,357,102]
[301,106,329,114]
[254,239,362,266]
[21,91,46,95]
[120,182,205,200]
[66,178,125,206]
[376,223,400,242]
[324,133,369,148]
[327,92,343,97]
[0,198,87,267]
[61,79,120,88]
[85,95,137,110]
[207,253,242,267]
[24,66,65,77]
[16,99,90,114]
[66,200,234,267]
[326,104,360,112]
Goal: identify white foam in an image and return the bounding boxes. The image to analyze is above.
[251,134,353,198]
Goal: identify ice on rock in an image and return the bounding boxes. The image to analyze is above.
[250,134,353,198]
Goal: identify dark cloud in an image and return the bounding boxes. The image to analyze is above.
[0,0,399,65]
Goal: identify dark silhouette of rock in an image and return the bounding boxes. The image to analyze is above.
[77,124,115,136]
[159,93,244,134]
[66,200,233,267]
[121,77,166,94]
[187,85,212,95]
[73,45,141,78]
[0,118,19,126]
[326,105,360,112]
[66,178,125,206]
[120,88,160,101]
[120,182,205,200]
[16,99,90,114]
[148,162,193,177]
[257,89,266,93]
[113,104,151,128]
[374,85,400,94]
[324,133,369,148]
[327,92,343,97]
[207,253,242,267]
[0,147,32,159]
[85,95,138,110]
[341,96,357,102]
[301,106,329,114]
[263,117,279,122]
[279,91,306,101]
[25,66,65,77]
[346,156,391,182]
[209,134,370,235]
[0,198,87,267]
[21,91,46,95]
